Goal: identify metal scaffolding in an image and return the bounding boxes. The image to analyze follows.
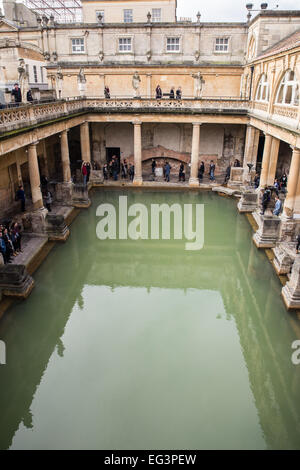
[21,0,82,23]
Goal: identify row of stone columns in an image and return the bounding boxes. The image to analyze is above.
[26,122,91,211]
[259,130,300,217]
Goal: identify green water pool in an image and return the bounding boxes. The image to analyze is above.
[0,189,300,450]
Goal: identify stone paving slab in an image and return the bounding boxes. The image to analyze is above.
[11,235,48,268]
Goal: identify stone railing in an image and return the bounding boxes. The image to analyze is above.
[0,97,249,135]
[252,101,268,113]
[272,104,298,121]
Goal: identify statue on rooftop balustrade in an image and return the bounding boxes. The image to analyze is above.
[56,67,63,99]
[18,59,29,103]
[132,71,141,98]
[191,71,205,99]
[77,67,87,97]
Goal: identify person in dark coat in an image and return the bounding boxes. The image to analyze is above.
[27,90,33,102]
[155,85,162,99]
[112,157,118,181]
[103,164,108,180]
[176,87,182,99]
[261,188,271,215]
[165,162,171,182]
[179,163,185,182]
[296,233,300,254]
[198,161,205,181]
[169,87,175,99]
[11,83,22,104]
[129,164,135,181]
[16,185,26,212]
[224,165,231,184]
[86,162,91,183]
[151,159,156,176]
[209,161,216,181]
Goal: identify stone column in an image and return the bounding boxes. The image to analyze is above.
[259,134,273,188]
[60,130,71,183]
[42,140,49,178]
[242,125,256,184]
[28,142,43,210]
[189,123,201,186]
[267,137,280,186]
[283,147,300,218]
[80,122,91,163]
[133,121,143,185]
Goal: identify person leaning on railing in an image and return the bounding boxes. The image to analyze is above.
[11,83,22,106]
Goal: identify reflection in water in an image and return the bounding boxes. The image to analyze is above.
[0,189,300,450]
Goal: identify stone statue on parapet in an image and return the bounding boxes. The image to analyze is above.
[132,71,141,98]
[191,71,205,98]
[18,59,29,101]
[56,66,63,99]
[78,67,86,84]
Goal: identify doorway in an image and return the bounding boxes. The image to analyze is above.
[106,147,120,171]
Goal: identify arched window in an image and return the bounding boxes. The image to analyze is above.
[276,70,299,106]
[256,74,269,102]
[247,36,256,60]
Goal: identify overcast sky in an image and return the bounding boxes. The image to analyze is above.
[177,0,300,22]
[0,1,299,22]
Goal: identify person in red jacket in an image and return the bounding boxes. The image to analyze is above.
[82,162,88,185]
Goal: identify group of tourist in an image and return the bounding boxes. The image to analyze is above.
[10,83,34,106]
[155,85,182,100]
[103,157,135,182]
[0,222,22,264]
[260,187,282,216]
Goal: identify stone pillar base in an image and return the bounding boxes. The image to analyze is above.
[279,216,298,242]
[282,257,300,309]
[55,182,74,206]
[72,183,91,208]
[253,215,281,248]
[45,214,70,242]
[272,245,295,275]
[22,208,49,236]
[132,177,143,186]
[237,190,258,213]
[0,265,34,299]
[189,178,199,187]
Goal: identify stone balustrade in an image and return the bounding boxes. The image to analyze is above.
[0,97,249,135]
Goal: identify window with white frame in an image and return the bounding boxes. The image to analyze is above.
[96,10,105,22]
[152,8,161,22]
[215,38,229,52]
[119,37,132,52]
[124,9,133,23]
[71,38,85,54]
[33,65,38,83]
[276,70,299,106]
[256,74,269,102]
[166,37,180,52]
